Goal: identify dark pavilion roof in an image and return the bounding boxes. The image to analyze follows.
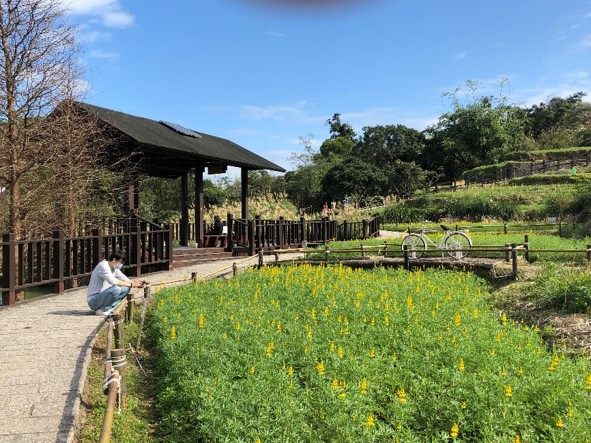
[73,101,286,177]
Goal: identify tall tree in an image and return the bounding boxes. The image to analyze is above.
[326,113,356,140]
[0,0,79,237]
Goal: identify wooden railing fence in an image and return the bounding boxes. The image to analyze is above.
[0,223,172,306]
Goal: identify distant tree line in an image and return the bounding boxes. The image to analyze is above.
[283,86,591,210]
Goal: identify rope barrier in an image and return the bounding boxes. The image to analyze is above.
[108,353,127,369]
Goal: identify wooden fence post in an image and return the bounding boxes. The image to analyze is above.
[191,272,197,283]
[403,244,410,271]
[278,217,285,248]
[558,222,563,237]
[165,224,173,270]
[362,220,368,239]
[248,220,255,256]
[505,244,511,262]
[255,215,262,250]
[232,262,237,276]
[343,220,348,241]
[300,217,306,245]
[503,223,508,234]
[511,244,518,280]
[132,224,142,277]
[1,233,16,305]
[125,292,133,323]
[112,313,126,408]
[587,245,591,262]
[92,228,102,265]
[524,234,530,262]
[323,217,329,244]
[226,213,234,252]
[53,230,65,294]
[258,250,264,269]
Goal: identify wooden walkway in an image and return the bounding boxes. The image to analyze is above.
[0,256,265,443]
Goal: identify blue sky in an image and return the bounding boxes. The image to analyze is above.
[68,0,591,174]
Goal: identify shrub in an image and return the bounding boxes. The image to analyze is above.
[527,265,591,313]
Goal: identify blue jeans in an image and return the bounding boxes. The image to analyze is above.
[88,285,130,312]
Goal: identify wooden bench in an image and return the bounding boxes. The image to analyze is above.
[203,235,227,248]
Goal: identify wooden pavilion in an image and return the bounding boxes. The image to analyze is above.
[71,101,286,247]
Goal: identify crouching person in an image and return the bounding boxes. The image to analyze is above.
[87,250,142,316]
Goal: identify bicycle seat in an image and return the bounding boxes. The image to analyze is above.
[440,224,451,232]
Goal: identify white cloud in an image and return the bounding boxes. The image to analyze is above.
[240,101,322,125]
[581,35,591,47]
[63,0,134,28]
[267,30,286,38]
[88,49,120,59]
[454,51,468,60]
[78,29,112,42]
[102,10,134,28]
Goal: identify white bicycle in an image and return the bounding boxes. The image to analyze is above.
[401,225,472,260]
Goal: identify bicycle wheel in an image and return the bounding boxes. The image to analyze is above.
[444,232,472,259]
[401,234,427,259]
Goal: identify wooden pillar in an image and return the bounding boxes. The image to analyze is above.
[194,165,204,248]
[180,171,189,247]
[241,167,249,220]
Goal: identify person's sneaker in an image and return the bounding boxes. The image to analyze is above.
[95,308,114,316]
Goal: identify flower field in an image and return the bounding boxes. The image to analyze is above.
[149,266,591,442]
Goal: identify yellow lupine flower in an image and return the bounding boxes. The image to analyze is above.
[265,341,274,357]
[316,361,325,376]
[555,416,564,428]
[365,413,376,428]
[286,366,294,377]
[504,385,513,398]
[453,313,461,326]
[369,349,376,358]
[450,423,459,439]
[397,387,407,404]
[513,434,521,443]
[337,346,344,359]
[406,296,414,310]
[501,312,508,326]
[585,374,591,391]
[359,378,368,394]
[198,313,205,329]
[248,366,255,375]
[255,437,262,443]
[548,356,560,372]
[331,378,339,390]
[458,359,465,372]
[170,325,177,340]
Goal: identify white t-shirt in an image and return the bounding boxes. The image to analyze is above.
[87,260,130,301]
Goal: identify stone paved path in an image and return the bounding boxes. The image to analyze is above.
[0,254,273,443]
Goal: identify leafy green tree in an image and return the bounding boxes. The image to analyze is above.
[525,92,591,147]
[354,124,426,165]
[319,136,355,159]
[425,96,526,180]
[386,161,429,199]
[326,113,356,140]
[321,158,388,204]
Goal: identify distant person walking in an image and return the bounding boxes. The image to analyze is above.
[87,250,142,316]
